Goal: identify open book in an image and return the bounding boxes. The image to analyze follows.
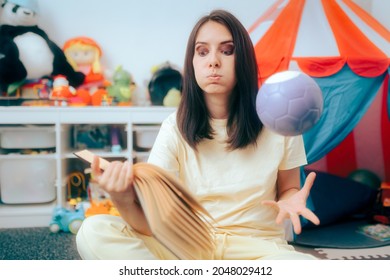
[74,149,215,260]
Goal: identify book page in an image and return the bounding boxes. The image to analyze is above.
[74,149,215,259]
[133,165,214,259]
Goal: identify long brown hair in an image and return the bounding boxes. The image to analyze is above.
[177,9,262,150]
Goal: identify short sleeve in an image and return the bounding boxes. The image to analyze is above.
[279,135,307,170]
[147,112,180,176]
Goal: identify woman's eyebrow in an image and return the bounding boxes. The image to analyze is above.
[195,40,234,46]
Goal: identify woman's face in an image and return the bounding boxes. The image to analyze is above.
[192,21,236,97]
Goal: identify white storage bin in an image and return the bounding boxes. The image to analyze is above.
[0,158,56,204]
[133,125,160,151]
[0,125,56,149]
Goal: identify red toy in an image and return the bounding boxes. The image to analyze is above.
[50,75,76,105]
[373,182,390,224]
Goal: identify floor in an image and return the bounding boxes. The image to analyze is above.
[1,226,389,260]
[0,227,80,260]
[293,243,390,260]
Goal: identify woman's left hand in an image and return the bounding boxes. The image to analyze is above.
[262,172,320,234]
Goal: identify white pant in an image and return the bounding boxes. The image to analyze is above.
[76,214,317,260]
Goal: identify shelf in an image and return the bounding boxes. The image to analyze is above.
[0,153,56,160]
[0,106,175,228]
[0,202,56,228]
[64,150,130,159]
[0,106,175,124]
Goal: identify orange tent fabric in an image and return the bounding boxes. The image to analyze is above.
[254,0,305,83]
[317,0,388,77]
[254,0,389,80]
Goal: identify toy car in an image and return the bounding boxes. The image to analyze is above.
[49,205,85,234]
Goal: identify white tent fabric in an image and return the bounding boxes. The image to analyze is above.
[248,0,390,181]
[250,0,389,59]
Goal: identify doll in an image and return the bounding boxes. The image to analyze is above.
[63,36,105,90]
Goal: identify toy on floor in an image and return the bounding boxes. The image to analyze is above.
[49,171,88,234]
[256,70,323,136]
[85,198,120,217]
[85,181,120,217]
[0,0,84,94]
[49,203,85,234]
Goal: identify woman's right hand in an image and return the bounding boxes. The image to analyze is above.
[91,155,136,206]
[91,155,152,235]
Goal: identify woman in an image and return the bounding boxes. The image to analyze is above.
[76,9,319,260]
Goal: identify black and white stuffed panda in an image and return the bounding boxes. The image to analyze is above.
[0,0,84,93]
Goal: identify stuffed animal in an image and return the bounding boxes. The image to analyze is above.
[107,65,134,105]
[163,88,181,107]
[0,0,85,93]
[148,62,182,106]
[63,36,105,90]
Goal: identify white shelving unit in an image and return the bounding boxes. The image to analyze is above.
[0,106,175,228]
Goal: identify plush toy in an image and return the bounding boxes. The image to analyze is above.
[50,75,76,104]
[148,62,182,106]
[106,65,134,105]
[163,88,181,107]
[63,36,105,89]
[0,0,85,93]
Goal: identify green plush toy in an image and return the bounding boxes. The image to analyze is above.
[107,65,134,104]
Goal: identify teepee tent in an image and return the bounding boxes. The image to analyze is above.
[249,0,390,182]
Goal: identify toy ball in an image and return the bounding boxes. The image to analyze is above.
[256,71,323,136]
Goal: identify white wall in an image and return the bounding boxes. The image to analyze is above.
[9,0,389,96]
[354,0,390,30]
[36,0,274,91]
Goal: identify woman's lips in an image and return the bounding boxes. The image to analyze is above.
[207,74,222,80]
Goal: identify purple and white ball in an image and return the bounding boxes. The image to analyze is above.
[256,71,323,136]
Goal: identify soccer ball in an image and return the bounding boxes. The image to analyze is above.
[256,71,323,136]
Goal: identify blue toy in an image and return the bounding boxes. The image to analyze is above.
[49,205,85,234]
[256,70,323,136]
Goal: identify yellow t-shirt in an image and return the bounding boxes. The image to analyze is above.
[148,112,307,239]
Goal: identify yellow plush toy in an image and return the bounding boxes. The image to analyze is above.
[163,88,181,107]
